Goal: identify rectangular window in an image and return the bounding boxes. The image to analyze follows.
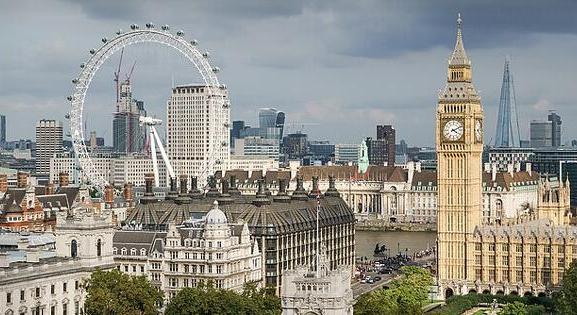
[20,290,25,301]
[502,256,509,266]
[502,244,509,252]
[559,246,565,254]
[559,257,565,268]
[488,244,495,251]
[489,255,495,265]
[530,257,536,267]
[475,269,482,280]
[530,271,537,282]
[75,280,79,290]
[516,270,523,282]
[530,245,537,253]
[544,245,551,253]
[35,287,40,297]
[63,282,67,292]
[516,256,523,267]
[516,244,522,252]
[6,292,11,304]
[63,303,68,315]
[75,301,80,315]
[544,258,551,268]
[502,270,509,282]
[475,255,482,265]
[51,306,55,315]
[51,284,55,295]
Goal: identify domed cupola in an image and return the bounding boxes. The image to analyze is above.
[205,200,227,225]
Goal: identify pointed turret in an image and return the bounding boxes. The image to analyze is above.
[448,14,470,66]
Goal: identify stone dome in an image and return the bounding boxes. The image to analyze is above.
[205,200,227,224]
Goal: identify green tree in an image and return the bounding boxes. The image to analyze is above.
[83,268,163,315]
[354,266,433,315]
[555,261,577,314]
[499,302,528,315]
[165,282,281,315]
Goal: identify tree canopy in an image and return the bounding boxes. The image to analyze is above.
[499,301,528,315]
[354,266,433,315]
[83,268,163,315]
[554,261,577,314]
[165,282,281,315]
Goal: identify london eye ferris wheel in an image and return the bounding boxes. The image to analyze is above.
[67,23,229,191]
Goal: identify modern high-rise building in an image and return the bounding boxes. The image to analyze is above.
[548,111,562,147]
[0,114,6,145]
[36,120,63,176]
[283,133,308,160]
[436,15,484,296]
[167,85,230,184]
[334,144,360,164]
[112,81,146,154]
[376,125,396,166]
[365,137,386,166]
[530,120,553,148]
[258,108,285,140]
[494,59,520,148]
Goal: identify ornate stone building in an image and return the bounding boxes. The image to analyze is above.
[0,196,115,315]
[281,245,353,315]
[436,15,575,299]
[122,174,355,294]
[114,200,262,301]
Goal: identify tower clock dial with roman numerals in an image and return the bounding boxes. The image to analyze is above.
[443,120,463,141]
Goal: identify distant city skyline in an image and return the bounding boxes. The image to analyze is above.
[1,1,577,146]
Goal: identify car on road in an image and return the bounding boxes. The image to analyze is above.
[373,276,382,282]
[379,268,393,274]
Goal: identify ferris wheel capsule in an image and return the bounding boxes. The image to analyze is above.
[190,39,198,46]
[161,25,170,31]
[176,30,185,37]
[66,96,73,101]
[72,79,79,84]
[101,37,107,43]
[116,29,122,35]
[219,84,227,89]
[130,24,139,30]
[212,67,220,73]
[80,63,85,68]
[89,49,96,54]
[145,23,154,29]
[64,113,70,119]
[202,51,210,58]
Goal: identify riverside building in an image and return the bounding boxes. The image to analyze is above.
[436,15,575,299]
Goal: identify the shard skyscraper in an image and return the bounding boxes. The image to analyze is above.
[494,59,521,147]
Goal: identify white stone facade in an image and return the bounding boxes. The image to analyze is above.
[114,202,261,302]
[167,85,230,186]
[0,203,115,315]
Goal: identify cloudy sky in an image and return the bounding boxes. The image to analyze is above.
[1,0,576,146]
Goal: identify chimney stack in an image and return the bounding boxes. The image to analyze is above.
[0,174,7,193]
[526,162,532,176]
[507,164,514,177]
[180,175,188,196]
[123,183,134,203]
[45,183,55,195]
[104,185,114,205]
[515,162,521,173]
[190,176,203,199]
[17,172,29,188]
[59,172,69,187]
[140,173,156,204]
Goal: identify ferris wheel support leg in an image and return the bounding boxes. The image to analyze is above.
[151,126,176,180]
[149,129,160,187]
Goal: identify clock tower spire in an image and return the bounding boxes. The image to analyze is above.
[436,14,484,298]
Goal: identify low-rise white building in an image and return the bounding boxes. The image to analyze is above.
[113,201,261,301]
[0,202,115,315]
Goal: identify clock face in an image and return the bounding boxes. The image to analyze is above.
[475,120,483,142]
[443,120,463,141]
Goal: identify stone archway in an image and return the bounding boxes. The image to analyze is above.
[524,291,533,297]
[469,289,477,294]
[445,288,454,299]
[496,290,504,295]
[510,291,518,296]
[482,289,491,295]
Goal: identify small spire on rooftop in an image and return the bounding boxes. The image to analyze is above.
[449,13,470,66]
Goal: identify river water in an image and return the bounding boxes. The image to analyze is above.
[355,230,437,259]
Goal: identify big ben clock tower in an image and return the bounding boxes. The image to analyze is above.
[437,14,483,298]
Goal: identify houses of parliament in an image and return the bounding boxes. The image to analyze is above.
[437,15,574,299]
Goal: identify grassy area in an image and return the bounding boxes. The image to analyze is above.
[427,294,553,315]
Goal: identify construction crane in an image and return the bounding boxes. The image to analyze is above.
[139,116,176,187]
[126,61,137,84]
[113,48,124,108]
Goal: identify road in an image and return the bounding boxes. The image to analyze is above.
[352,256,436,300]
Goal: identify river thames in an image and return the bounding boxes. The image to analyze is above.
[355,230,437,258]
